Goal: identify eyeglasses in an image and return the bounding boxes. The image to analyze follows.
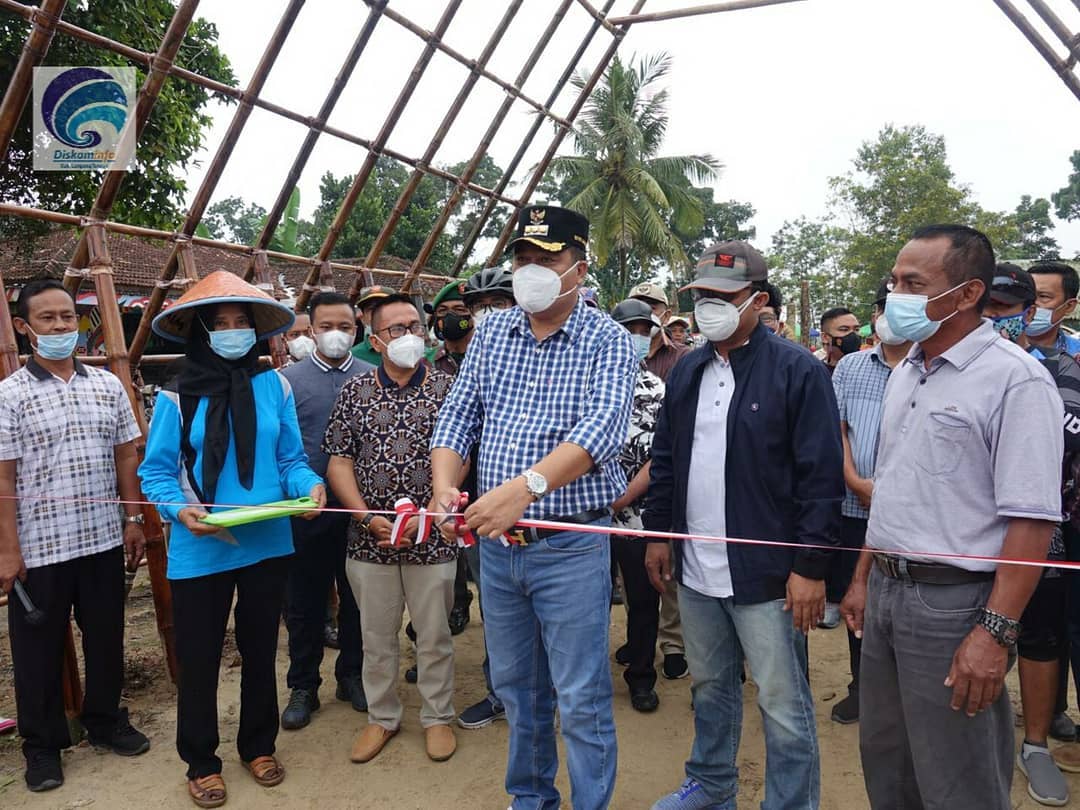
[435,306,471,317]
[376,323,426,339]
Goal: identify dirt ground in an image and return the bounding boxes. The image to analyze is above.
[0,571,1072,809]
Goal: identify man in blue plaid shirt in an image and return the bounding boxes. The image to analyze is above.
[431,205,636,810]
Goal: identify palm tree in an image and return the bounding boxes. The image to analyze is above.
[548,52,720,299]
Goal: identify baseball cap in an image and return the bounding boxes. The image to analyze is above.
[611,298,661,327]
[681,241,768,294]
[991,263,1036,306]
[508,205,589,253]
[357,285,395,310]
[628,282,668,306]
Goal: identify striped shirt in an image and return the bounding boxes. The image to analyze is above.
[832,345,892,519]
[431,298,637,519]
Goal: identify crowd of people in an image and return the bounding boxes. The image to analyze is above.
[0,203,1078,810]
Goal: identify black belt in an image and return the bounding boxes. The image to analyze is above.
[506,508,610,545]
[873,553,994,585]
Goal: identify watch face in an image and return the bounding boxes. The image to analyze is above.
[1002,626,1020,645]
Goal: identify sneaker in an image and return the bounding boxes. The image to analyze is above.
[615,644,630,666]
[818,603,841,629]
[323,622,340,649]
[24,749,63,792]
[448,605,470,636]
[280,688,319,730]
[652,778,717,810]
[630,686,660,713]
[831,692,859,724]
[86,707,150,756]
[1051,712,1077,742]
[1018,742,1069,806]
[458,695,506,729]
[335,676,368,712]
[663,653,689,680]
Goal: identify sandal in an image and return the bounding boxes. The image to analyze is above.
[244,755,285,787]
[187,773,226,808]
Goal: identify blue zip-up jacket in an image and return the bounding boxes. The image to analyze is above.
[643,323,843,604]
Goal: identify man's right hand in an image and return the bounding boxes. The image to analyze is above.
[852,477,874,509]
[840,579,867,638]
[178,507,220,537]
[0,549,26,594]
[432,488,463,543]
[645,542,672,594]
[369,516,396,547]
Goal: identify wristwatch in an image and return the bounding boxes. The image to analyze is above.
[975,607,1021,647]
[360,513,375,528]
[125,514,145,525]
[521,469,548,501]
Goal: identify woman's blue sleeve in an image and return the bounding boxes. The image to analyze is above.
[138,392,187,523]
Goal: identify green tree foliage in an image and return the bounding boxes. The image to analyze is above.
[0,0,236,238]
[1052,150,1080,223]
[203,196,267,246]
[1001,195,1058,260]
[768,217,854,326]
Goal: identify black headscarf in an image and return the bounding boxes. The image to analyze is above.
[176,303,270,506]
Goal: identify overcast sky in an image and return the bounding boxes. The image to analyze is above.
[183,0,1080,265]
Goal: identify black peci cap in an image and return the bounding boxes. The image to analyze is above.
[509,205,589,253]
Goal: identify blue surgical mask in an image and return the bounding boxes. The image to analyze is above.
[884,281,967,343]
[209,328,256,360]
[28,327,78,360]
[991,313,1027,342]
[1026,307,1055,337]
[631,334,651,361]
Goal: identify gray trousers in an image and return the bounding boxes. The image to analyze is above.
[859,566,1014,810]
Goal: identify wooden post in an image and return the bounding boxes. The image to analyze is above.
[252,251,289,369]
[0,272,20,378]
[800,279,811,349]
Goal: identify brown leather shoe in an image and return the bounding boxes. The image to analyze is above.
[1054,742,1080,773]
[350,724,397,763]
[424,724,457,762]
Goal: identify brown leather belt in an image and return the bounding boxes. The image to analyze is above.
[506,508,610,545]
[873,553,994,585]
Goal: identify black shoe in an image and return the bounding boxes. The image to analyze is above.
[324,622,340,649]
[1051,711,1077,742]
[280,688,319,730]
[663,653,689,680]
[335,676,368,712]
[448,605,470,636]
[25,749,63,792]
[630,687,659,713]
[86,707,150,756]
[405,664,418,684]
[614,644,631,667]
[831,692,859,725]
[405,621,417,643]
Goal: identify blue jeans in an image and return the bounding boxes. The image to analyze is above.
[679,585,820,810]
[481,521,616,810]
[463,543,499,703]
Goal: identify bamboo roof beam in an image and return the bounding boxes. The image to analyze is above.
[246,1,388,283]
[401,0,575,289]
[0,0,67,161]
[994,0,1080,103]
[572,0,619,34]
[64,0,202,297]
[129,0,306,364]
[1024,0,1080,68]
[364,0,573,131]
[487,0,647,265]
[310,0,463,282]
[607,0,805,25]
[342,0,525,302]
[451,0,618,273]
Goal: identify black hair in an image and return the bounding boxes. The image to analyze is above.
[1029,261,1080,301]
[911,224,995,311]
[820,307,853,331]
[760,282,782,312]
[369,293,422,333]
[16,278,74,320]
[308,291,354,321]
[568,246,587,264]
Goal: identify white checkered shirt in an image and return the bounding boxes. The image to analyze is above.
[0,359,141,568]
[431,299,637,519]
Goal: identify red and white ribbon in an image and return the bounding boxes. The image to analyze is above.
[390,497,430,547]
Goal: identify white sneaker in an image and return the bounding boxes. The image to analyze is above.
[818,603,841,629]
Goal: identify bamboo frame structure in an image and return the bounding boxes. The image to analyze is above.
[0,0,66,159]
[994,0,1080,103]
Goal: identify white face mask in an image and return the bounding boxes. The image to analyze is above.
[381,333,425,369]
[873,313,906,346]
[286,334,315,361]
[472,307,495,328]
[315,329,353,359]
[694,293,757,342]
[512,262,579,314]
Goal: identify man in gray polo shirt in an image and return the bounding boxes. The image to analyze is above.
[841,225,1064,809]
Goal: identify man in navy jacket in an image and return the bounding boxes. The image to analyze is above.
[645,241,843,810]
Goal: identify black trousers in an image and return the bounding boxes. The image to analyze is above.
[611,535,659,690]
[452,552,473,612]
[8,545,125,756]
[285,513,362,691]
[1056,524,1080,714]
[837,516,865,694]
[171,555,288,780]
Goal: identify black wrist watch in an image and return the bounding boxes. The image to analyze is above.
[975,607,1021,647]
[360,513,375,528]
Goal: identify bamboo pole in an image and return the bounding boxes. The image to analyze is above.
[0,0,67,161]
[607,0,805,25]
[129,0,306,365]
[1024,0,1080,66]
[993,0,1080,102]
[0,273,19,378]
[344,1,524,301]
[252,251,289,368]
[247,1,387,284]
[572,0,618,33]
[486,0,647,265]
[65,0,202,299]
[451,0,618,273]
[310,0,463,296]
[403,0,574,290]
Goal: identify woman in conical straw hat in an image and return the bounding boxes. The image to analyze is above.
[139,271,325,807]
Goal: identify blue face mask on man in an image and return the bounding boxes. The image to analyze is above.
[884,281,968,343]
[27,327,79,360]
[991,312,1027,342]
[630,334,651,361]
[209,328,257,360]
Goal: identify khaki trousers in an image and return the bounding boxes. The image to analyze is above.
[346,559,455,730]
[658,543,684,656]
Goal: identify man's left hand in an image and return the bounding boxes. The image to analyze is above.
[783,572,825,634]
[464,477,533,539]
[123,522,146,572]
[300,484,327,520]
[945,627,1009,716]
